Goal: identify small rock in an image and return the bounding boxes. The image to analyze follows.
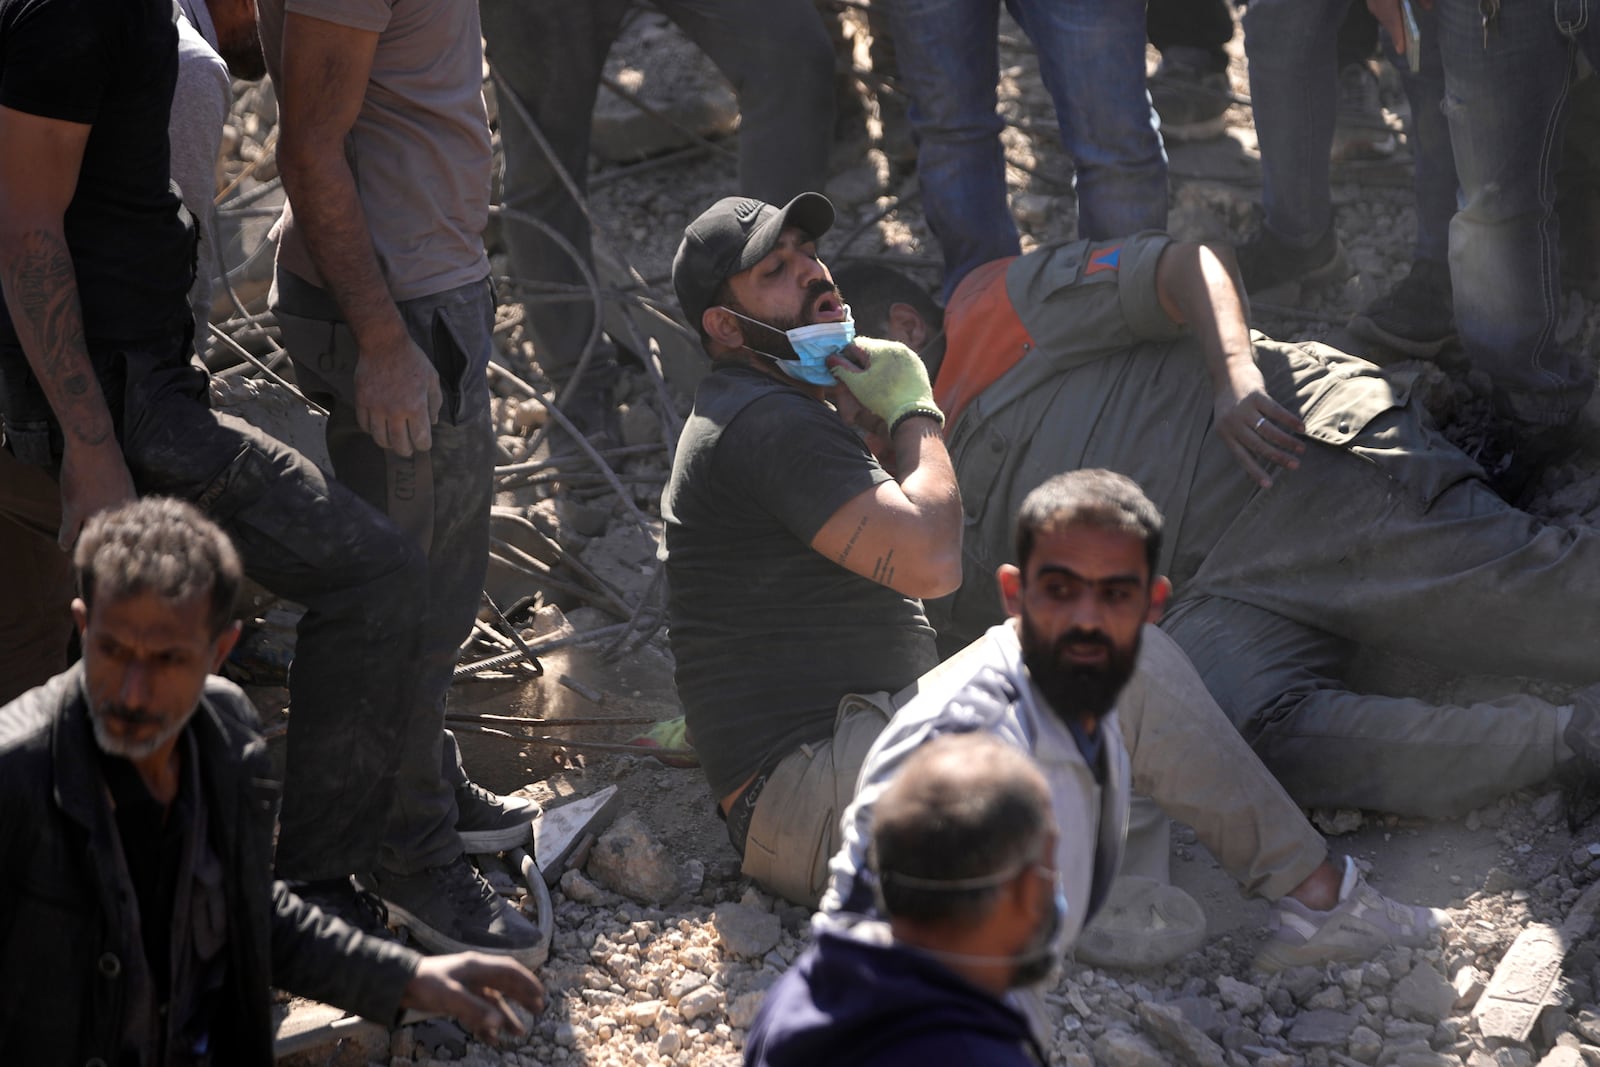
[1538,1051,1585,1067]
[391,1028,417,1060]
[553,1023,576,1048]
[1454,966,1487,1010]
[1280,965,1325,1003]
[1348,1024,1382,1063]
[559,868,606,905]
[619,402,662,449]
[1576,1010,1600,1045]
[587,813,680,904]
[1136,1001,1227,1067]
[667,971,707,1004]
[678,984,724,1022]
[1312,808,1364,835]
[1217,975,1264,1015]
[626,1000,664,1026]
[1093,1028,1168,1067]
[1391,963,1455,1024]
[727,991,765,1030]
[1288,1010,1360,1048]
[1307,986,1347,1011]
[657,1030,682,1056]
[1533,791,1566,824]
[713,903,782,960]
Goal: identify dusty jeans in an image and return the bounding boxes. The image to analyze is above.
[273,271,497,875]
[0,328,433,881]
[1162,408,1595,817]
[0,446,73,703]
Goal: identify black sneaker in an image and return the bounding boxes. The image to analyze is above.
[362,858,545,965]
[1149,48,1233,143]
[1235,225,1350,301]
[456,780,539,854]
[1347,258,1456,359]
[284,876,393,940]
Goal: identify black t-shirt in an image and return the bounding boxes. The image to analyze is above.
[661,365,938,798]
[0,0,194,345]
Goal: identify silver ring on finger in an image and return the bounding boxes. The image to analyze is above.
[1254,415,1266,432]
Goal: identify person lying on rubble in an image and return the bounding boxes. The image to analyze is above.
[0,498,545,1066]
[660,192,1441,971]
[746,734,1060,1065]
[830,230,1600,824]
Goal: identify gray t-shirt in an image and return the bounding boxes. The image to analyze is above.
[257,0,491,301]
[172,2,230,359]
[661,365,939,799]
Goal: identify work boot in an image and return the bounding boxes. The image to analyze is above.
[362,857,544,965]
[456,780,539,853]
[1330,61,1396,162]
[1347,258,1456,359]
[1235,224,1350,301]
[1072,876,1208,970]
[1254,856,1449,972]
[1149,47,1233,143]
[284,876,393,940]
[1562,684,1600,831]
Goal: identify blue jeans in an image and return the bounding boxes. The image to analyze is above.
[1243,0,1457,264]
[886,0,1167,299]
[1436,0,1600,427]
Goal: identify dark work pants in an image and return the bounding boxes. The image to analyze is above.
[274,271,497,876]
[0,330,433,882]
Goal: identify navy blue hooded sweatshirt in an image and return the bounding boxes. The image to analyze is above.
[744,931,1044,1066]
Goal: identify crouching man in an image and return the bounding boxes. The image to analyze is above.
[746,733,1057,1066]
[0,498,543,1064]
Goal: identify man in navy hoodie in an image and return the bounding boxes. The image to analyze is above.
[744,733,1053,1066]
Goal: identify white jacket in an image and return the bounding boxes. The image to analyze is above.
[819,621,1131,952]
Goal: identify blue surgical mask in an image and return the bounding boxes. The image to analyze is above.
[721,305,856,386]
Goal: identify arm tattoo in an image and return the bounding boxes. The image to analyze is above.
[871,549,896,586]
[836,516,869,565]
[2,229,111,446]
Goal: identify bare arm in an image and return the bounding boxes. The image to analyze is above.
[274,12,441,456]
[1155,240,1305,488]
[0,105,136,546]
[810,412,963,600]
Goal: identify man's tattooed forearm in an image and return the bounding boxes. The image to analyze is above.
[3,230,110,446]
[836,516,869,565]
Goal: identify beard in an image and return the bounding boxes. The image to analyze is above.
[729,277,841,357]
[1018,613,1141,727]
[91,703,192,762]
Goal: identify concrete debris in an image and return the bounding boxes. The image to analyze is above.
[712,902,782,960]
[586,811,681,904]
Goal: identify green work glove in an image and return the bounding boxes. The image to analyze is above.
[831,336,945,434]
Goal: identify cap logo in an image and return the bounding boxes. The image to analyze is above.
[733,198,765,226]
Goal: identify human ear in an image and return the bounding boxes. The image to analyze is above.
[998,564,1023,617]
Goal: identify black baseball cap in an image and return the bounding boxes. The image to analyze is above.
[672,192,836,333]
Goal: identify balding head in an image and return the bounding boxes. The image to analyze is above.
[870,733,1054,928]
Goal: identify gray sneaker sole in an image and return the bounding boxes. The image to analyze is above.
[458,819,535,854]
[382,896,549,969]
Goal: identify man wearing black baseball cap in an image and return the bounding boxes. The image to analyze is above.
[661,192,962,906]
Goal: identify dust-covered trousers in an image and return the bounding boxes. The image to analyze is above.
[0,324,435,881]
[272,271,498,877]
[1161,407,1599,818]
[741,625,1324,910]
